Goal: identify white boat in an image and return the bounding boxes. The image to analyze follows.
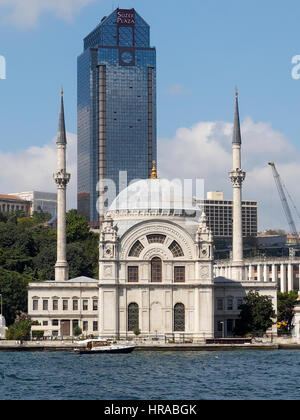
[73,339,136,354]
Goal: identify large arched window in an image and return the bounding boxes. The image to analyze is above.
[147,234,166,244]
[174,303,185,332]
[129,240,144,257]
[151,257,162,283]
[169,241,184,258]
[128,303,139,331]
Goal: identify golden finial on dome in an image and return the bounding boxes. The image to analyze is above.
[150,160,158,179]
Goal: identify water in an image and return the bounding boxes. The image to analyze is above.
[0,350,299,400]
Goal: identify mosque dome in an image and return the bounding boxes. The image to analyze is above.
[108,178,198,216]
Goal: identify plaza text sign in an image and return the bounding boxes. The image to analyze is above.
[117,9,135,26]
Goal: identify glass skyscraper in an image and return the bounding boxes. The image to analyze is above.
[77,8,157,224]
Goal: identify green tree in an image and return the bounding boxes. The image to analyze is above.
[32,243,56,281]
[73,326,82,337]
[234,291,276,337]
[0,222,18,249]
[133,328,141,337]
[17,217,36,229]
[0,208,99,320]
[277,291,298,333]
[6,313,33,341]
[0,268,31,326]
[66,210,90,242]
[32,209,52,224]
[67,242,95,279]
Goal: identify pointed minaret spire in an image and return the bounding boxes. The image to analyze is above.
[57,87,67,145]
[54,88,71,281]
[232,87,242,145]
[229,89,246,281]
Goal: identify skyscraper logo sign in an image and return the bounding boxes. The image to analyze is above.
[0,55,6,80]
[117,9,135,25]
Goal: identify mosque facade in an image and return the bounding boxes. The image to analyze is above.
[27,92,278,341]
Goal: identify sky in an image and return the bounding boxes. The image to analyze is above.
[1,0,300,232]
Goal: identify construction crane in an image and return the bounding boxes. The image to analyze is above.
[268,162,299,237]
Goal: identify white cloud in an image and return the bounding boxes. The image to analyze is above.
[2,118,300,233]
[0,133,77,210]
[167,84,192,96]
[0,0,97,27]
[158,118,300,233]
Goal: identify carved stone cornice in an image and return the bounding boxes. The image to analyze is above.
[54,170,71,188]
[229,169,246,187]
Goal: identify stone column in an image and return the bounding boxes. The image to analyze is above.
[263,264,269,283]
[257,264,262,282]
[288,264,294,292]
[272,264,278,284]
[280,264,287,293]
[248,264,254,281]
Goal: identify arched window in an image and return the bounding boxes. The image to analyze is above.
[147,234,166,244]
[169,241,184,257]
[129,240,144,257]
[128,303,139,331]
[151,257,162,283]
[174,303,185,332]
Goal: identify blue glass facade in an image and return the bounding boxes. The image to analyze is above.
[78,8,157,223]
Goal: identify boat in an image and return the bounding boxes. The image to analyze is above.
[73,339,136,354]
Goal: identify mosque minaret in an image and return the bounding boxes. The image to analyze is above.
[229,89,246,281]
[54,89,70,281]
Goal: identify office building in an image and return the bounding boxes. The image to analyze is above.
[0,194,31,216]
[77,8,157,224]
[8,191,57,217]
[195,191,258,238]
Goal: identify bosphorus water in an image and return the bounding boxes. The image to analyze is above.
[0,350,299,400]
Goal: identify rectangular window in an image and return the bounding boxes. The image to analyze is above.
[217,321,224,333]
[128,266,139,283]
[227,319,234,333]
[73,300,78,311]
[63,300,68,311]
[33,300,38,311]
[43,321,48,326]
[52,320,59,326]
[93,321,98,332]
[83,300,88,311]
[83,321,88,331]
[237,298,243,309]
[174,267,185,283]
[43,300,48,311]
[53,300,58,311]
[93,300,98,311]
[217,299,224,311]
[227,299,233,311]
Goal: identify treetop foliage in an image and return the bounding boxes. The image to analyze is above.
[0,209,98,325]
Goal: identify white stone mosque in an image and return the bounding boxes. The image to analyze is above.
[28,89,300,342]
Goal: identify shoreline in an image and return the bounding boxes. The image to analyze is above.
[0,341,300,352]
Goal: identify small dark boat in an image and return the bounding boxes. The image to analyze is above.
[73,339,135,355]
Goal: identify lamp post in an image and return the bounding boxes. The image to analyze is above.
[0,294,2,316]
